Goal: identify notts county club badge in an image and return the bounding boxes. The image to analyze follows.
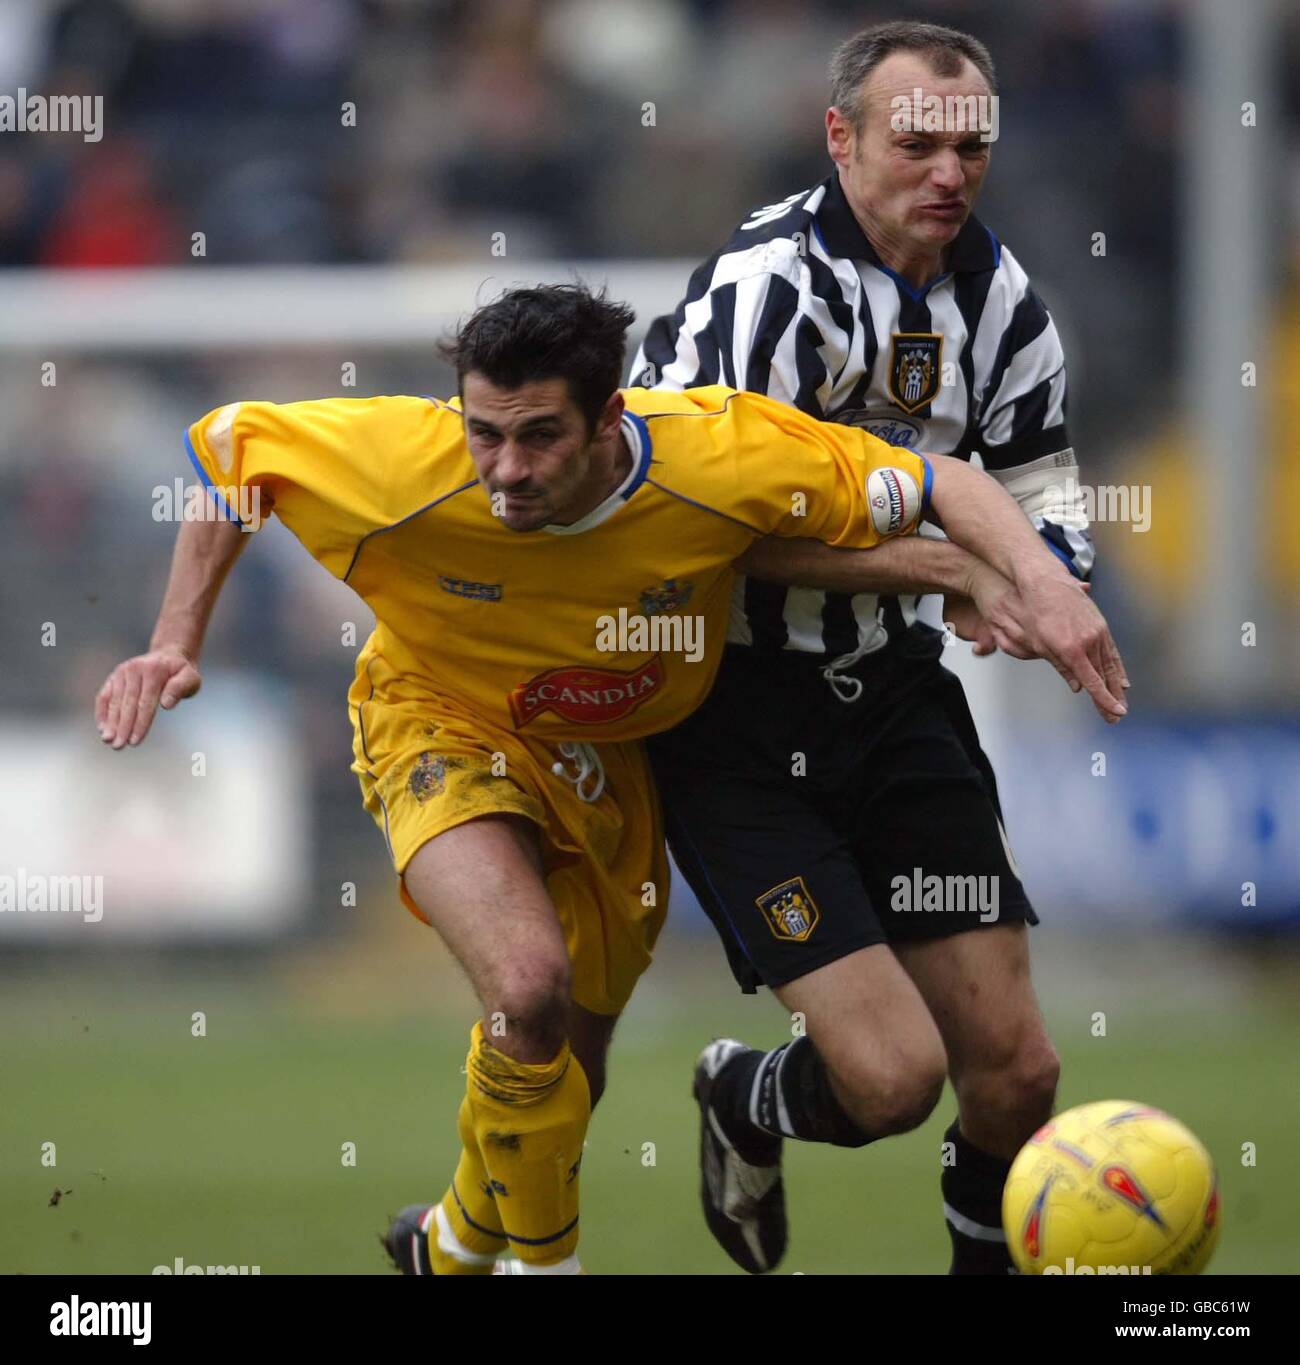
[888,333,943,415]
[757,877,820,943]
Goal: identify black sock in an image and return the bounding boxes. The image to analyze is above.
[941,1119,1015,1274]
[713,1038,874,1161]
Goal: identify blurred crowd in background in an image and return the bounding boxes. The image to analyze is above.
[4,0,1271,269]
[1,0,1298,929]
[5,1,1298,396]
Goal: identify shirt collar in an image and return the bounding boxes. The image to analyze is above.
[541,409,653,536]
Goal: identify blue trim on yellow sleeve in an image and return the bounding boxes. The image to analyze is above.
[184,431,243,525]
[918,453,933,521]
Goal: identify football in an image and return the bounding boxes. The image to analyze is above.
[1003,1100,1220,1275]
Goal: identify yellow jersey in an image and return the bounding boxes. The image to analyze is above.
[185,386,931,742]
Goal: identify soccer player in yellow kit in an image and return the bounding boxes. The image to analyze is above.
[94,285,1125,1274]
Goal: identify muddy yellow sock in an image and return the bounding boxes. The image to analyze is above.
[465,1020,590,1269]
[428,1091,509,1275]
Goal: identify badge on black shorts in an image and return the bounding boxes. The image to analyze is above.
[756,877,820,942]
[888,332,943,415]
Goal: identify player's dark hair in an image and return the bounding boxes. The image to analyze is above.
[830,21,997,132]
[442,283,636,432]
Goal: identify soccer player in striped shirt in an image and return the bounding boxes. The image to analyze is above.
[634,21,1121,1273]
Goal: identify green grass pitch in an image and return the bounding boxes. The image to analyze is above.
[2,945,1296,1275]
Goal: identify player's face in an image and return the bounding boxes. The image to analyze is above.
[462,374,606,532]
[830,51,992,264]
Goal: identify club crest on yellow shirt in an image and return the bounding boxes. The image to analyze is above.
[639,578,694,615]
[756,877,820,942]
[888,332,943,415]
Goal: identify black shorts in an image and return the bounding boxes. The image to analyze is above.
[646,630,1037,993]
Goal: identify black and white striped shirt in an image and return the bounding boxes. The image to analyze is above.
[631,172,1094,664]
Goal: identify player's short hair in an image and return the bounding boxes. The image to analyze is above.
[442,283,636,432]
[830,20,997,132]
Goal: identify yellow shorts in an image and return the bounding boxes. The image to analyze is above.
[349,672,669,1017]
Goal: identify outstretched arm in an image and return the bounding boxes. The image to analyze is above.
[95,517,248,749]
[925,453,1128,720]
[734,533,1027,658]
[734,531,983,599]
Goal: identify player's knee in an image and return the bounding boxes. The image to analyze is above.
[833,1047,947,1137]
[961,1033,1059,1135]
[872,1064,947,1136]
[485,957,572,1056]
[1012,1035,1060,1123]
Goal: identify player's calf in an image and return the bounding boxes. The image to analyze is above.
[564,1002,620,1111]
[937,1030,1061,1274]
[896,927,1061,1274]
